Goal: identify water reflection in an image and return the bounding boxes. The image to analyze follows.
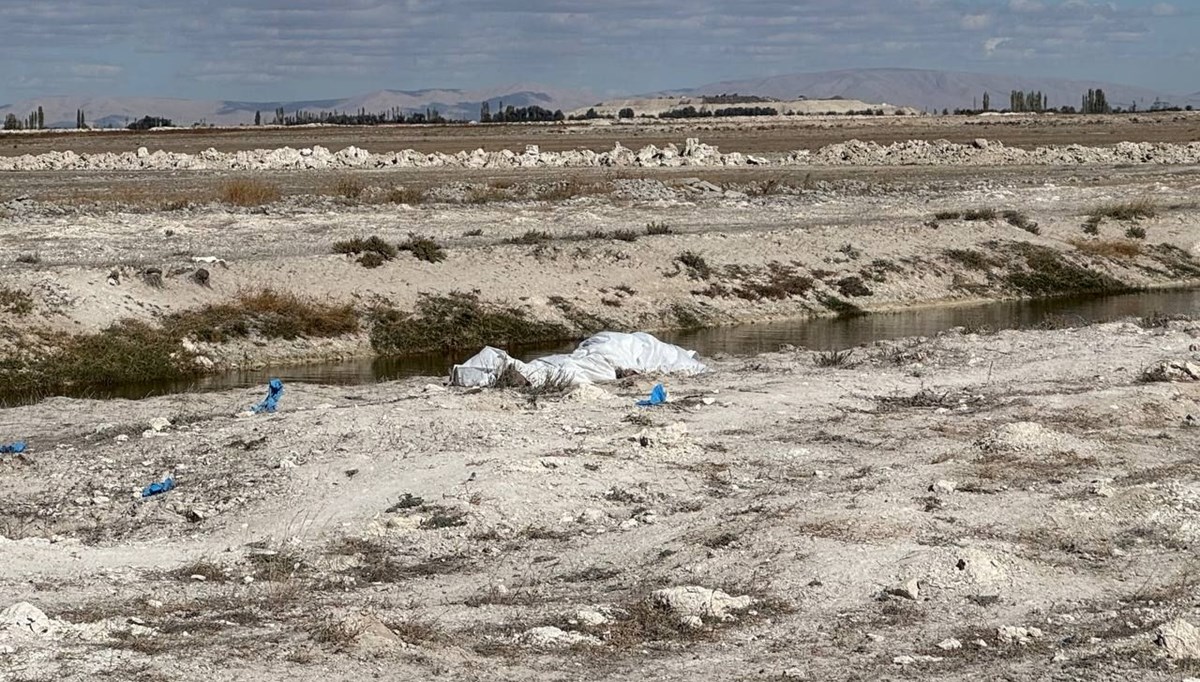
[15,288,1200,403]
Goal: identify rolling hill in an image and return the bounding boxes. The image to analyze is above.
[662,68,1188,112]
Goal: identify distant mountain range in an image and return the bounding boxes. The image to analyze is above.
[0,84,597,129]
[662,68,1195,113]
[0,69,1193,129]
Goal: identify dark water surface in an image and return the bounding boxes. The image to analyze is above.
[24,288,1200,403]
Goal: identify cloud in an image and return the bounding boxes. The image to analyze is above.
[1008,0,1043,12]
[961,13,992,29]
[69,64,123,78]
[984,37,1011,55]
[0,0,1192,98]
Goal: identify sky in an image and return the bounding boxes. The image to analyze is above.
[1,0,1196,103]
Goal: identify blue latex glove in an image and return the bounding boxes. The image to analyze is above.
[252,378,284,414]
[0,441,26,454]
[637,383,667,406]
[142,476,175,498]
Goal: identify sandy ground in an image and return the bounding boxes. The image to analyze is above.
[4,321,1200,680]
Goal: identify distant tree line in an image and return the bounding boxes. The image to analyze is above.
[699,93,777,104]
[127,116,173,130]
[481,103,565,122]
[659,105,779,119]
[269,106,450,126]
[1009,90,1047,112]
[3,106,44,130]
[952,87,1193,116]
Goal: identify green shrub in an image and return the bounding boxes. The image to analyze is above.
[399,235,447,263]
[369,292,570,354]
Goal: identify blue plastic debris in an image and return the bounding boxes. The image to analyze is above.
[0,441,26,454]
[252,378,284,414]
[141,476,175,498]
[637,383,668,406]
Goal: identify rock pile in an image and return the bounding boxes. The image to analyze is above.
[4,138,1200,172]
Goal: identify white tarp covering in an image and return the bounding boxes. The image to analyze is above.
[450,331,707,388]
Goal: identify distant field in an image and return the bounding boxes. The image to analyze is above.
[2,112,1198,157]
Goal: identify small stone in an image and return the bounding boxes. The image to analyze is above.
[1052,651,1068,663]
[520,626,601,648]
[574,607,611,627]
[0,602,52,636]
[147,600,164,609]
[242,576,254,584]
[973,639,988,648]
[997,625,1042,645]
[937,638,962,651]
[115,434,129,443]
[931,480,957,494]
[893,654,943,666]
[190,574,206,582]
[887,578,921,601]
[651,586,753,625]
[1156,618,1200,659]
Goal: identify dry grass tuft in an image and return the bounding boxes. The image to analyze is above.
[386,187,425,204]
[1089,198,1157,221]
[167,289,358,343]
[963,207,998,221]
[332,176,366,200]
[504,230,554,245]
[0,287,34,316]
[1067,237,1142,259]
[219,179,281,207]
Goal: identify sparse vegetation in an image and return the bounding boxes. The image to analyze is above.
[814,348,856,368]
[1003,210,1039,234]
[722,262,814,301]
[218,179,281,207]
[1067,237,1142,259]
[1001,242,1128,296]
[675,251,713,280]
[332,176,366,200]
[934,210,962,220]
[369,291,571,354]
[0,320,197,394]
[646,221,673,235]
[504,230,554,245]
[1125,225,1147,240]
[818,295,866,318]
[835,276,872,298]
[15,252,40,265]
[963,207,998,221]
[386,187,425,204]
[1089,198,1157,221]
[398,234,447,263]
[333,235,399,267]
[0,288,33,316]
[167,290,358,343]
[944,248,995,270]
[1082,216,1102,235]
